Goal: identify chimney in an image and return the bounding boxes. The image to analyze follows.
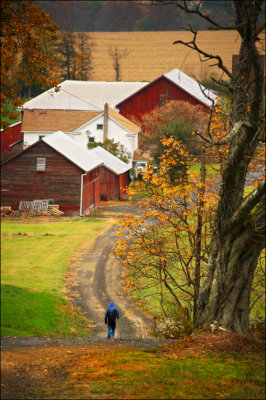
[103,103,108,141]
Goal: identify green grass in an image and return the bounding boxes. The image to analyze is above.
[189,162,221,176]
[52,350,265,399]
[1,217,114,337]
[2,284,90,337]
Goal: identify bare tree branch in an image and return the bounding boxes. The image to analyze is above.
[195,120,253,146]
[173,27,234,80]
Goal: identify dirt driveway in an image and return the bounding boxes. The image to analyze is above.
[66,201,153,339]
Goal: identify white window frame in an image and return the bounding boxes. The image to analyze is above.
[36,157,46,171]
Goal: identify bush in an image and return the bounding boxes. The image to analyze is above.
[152,309,193,339]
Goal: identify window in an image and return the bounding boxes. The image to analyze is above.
[160,93,168,106]
[36,157,46,171]
[97,124,103,130]
[88,137,95,143]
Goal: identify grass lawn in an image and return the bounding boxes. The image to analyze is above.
[38,347,265,399]
[1,216,115,337]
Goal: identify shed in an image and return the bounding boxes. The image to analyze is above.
[116,68,217,120]
[0,131,103,216]
[0,122,23,153]
[89,146,130,201]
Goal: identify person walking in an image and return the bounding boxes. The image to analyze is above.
[105,301,119,340]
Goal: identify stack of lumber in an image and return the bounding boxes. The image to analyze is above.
[1,206,15,217]
[37,205,64,216]
[47,204,64,216]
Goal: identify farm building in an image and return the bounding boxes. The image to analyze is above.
[1,131,104,216]
[0,122,23,154]
[21,104,140,167]
[20,80,148,112]
[116,68,217,120]
[89,146,130,201]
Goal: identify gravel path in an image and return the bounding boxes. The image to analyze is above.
[66,202,155,340]
[1,336,176,348]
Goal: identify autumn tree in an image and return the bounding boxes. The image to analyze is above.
[56,29,93,81]
[1,0,59,128]
[115,137,219,328]
[135,100,209,158]
[169,0,266,335]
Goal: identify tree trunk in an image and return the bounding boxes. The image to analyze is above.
[196,217,264,335]
[192,0,265,336]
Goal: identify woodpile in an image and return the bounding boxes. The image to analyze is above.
[1,204,64,217]
[1,206,15,217]
[37,205,64,216]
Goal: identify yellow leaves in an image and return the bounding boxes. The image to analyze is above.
[123,311,134,317]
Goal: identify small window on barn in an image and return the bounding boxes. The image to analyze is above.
[88,137,95,143]
[97,124,103,130]
[36,157,46,171]
[160,93,168,107]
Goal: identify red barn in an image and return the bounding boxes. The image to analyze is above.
[1,131,103,215]
[116,68,217,120]
[0,122,22,153]
[89,146,130,201]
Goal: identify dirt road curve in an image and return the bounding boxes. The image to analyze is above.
[67,201,153,339]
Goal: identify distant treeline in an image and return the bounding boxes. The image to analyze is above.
[36,0,235,32]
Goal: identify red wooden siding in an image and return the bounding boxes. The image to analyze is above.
[1,141,100,215]
[1,122,22,153]
[98,167,129,201]
[98,166,119,201]
[118,76,206,120]
[82,168,101,215]
[119,172,129,200]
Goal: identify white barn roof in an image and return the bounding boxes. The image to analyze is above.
[42,131,103,172]
[89,146,130,175]
[164,68,217,107]
[22,80,148,111]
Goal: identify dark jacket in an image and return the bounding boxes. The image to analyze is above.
[105,302,119,327]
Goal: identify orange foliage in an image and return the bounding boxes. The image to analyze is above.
[114,137,219,318]
[133,100,209,150]
[1,0,59,127]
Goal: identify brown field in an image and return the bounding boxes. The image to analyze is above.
[87,31,265,82]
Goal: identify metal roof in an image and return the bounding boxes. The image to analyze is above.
[89,146,130,175]
[22,80,148,111]
[42,131,103,172]
[164,68,217,107]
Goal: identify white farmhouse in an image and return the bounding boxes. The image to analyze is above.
[22,104,140,167]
